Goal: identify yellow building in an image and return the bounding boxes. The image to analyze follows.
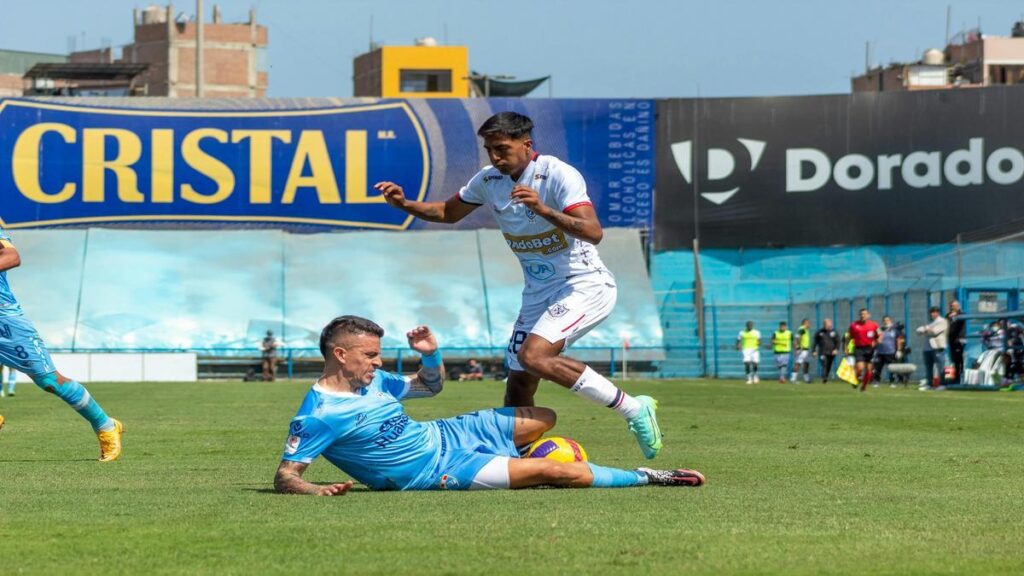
[353,38,469,98]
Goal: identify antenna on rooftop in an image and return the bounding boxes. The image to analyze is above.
[945,5,951,46]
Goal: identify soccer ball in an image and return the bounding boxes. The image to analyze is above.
[524,436,588,463]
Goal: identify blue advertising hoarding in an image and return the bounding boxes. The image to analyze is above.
[0,98,654,231]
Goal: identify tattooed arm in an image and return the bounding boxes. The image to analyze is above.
[273,460,353,496]
[402,326,446,399]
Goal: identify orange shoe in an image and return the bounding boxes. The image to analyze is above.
[97,418,125,462]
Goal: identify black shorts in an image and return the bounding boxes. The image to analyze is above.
[854,346,875,363]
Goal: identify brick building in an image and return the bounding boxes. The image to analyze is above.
[0,49,67,97]
[852,21,1024,92]
[71,3,268,97]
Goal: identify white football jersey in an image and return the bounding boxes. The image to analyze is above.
[458,153,608,294]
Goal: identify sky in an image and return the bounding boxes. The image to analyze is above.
[1,0,1022,98]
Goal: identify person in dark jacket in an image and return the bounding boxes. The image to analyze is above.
[947,300,966,383]
[813,318,841,383]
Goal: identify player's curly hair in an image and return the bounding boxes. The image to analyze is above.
[319,315,385,358]
[477,111,533,139]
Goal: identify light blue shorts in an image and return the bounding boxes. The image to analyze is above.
[427,408,519,491]
[0,315,55,379]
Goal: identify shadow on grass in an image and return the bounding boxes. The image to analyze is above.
[0,458,96,463]
[241,486,374,494]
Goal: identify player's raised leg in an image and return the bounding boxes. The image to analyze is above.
[505,371,541,408]
[1,316,124,461]
[515,334,662,460]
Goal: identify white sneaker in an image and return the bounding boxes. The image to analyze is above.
[753,375,760,383]
[745,377,753,385]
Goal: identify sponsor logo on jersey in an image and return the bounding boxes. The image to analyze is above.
[525,208,536,220]
[439,473,460,490]
[373,414,409,449]
[533,173,548,181]
[523,259,556,281]
[503,229,569,255]
[483,174,504,182]
[548,303,570,317]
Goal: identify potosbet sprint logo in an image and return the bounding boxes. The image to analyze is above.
[503,229,569,255]
[670,139,766,205]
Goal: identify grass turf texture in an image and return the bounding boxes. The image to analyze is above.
[1,379,1022,575]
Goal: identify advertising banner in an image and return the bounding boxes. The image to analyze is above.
[656,89,1024,248]
[0,98,654,231]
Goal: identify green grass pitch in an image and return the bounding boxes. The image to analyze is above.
[1,378,1022,575]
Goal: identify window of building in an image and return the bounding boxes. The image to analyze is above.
[399,69,452,93]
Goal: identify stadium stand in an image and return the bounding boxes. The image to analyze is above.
[11,227,663,378]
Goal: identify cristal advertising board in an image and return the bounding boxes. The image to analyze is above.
[0,98,654,231]
[656,89,1024,249]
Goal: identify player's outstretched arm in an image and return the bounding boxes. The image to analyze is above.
[273,460,353,496]
[404,325,446,399]
[0,243,22,273]
[374,181,478,224]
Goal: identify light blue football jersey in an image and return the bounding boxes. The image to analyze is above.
[0,227,23,317]
[282,371,445,491]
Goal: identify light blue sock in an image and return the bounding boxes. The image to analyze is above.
[34,373,113,432]
[7,369,15,394]
[587,463,649,488]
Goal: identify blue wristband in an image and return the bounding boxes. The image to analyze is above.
[421,350,442,368]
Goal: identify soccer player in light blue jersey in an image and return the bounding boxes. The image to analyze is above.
[0,226,124,460]
[273,316,704,495]
[1,365,16,397]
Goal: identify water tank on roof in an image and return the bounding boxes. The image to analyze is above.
[922,48,945,66]
[141,5,166,24]
[415,37,439,47]
[1013,21,1024,38]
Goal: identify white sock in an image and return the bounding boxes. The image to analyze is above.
[570,366,642,420]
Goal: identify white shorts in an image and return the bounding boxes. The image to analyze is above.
[774,353,791,368]
[742,349,760,364]
[794,350,811,364]
[505,271,617,372]
[470,456,511,490]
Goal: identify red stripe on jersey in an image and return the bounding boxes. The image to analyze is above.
[562,201,593,214]
[561,314,587,333]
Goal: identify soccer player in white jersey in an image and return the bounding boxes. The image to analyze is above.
[374,112,663,459]
[272,316,703,494]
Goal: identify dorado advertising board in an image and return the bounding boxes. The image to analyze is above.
[656,89,1024,248]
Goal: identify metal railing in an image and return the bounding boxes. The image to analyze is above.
[48,345,665,380]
